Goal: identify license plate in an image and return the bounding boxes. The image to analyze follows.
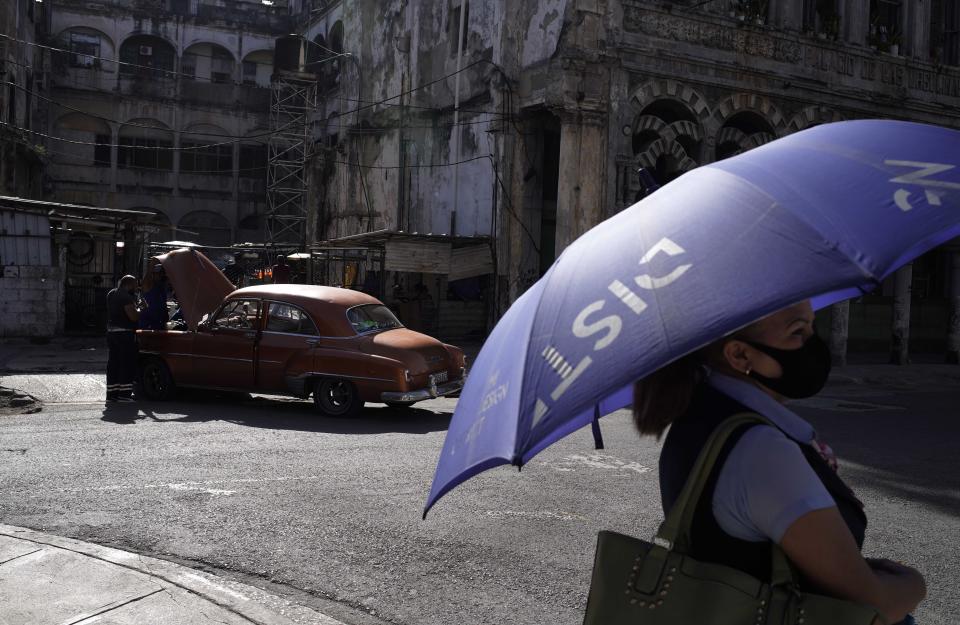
[431,371,448,385]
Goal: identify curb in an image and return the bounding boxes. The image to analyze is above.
[0,524,346,625]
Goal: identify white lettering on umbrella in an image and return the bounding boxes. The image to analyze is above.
[572,302,622,350]
[885,160,960,190]
[532,237,693,430]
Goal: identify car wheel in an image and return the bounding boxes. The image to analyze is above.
[313,378,361,417]
[385,400,417,409]
[139,358,175,401]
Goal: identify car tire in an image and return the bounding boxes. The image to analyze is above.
[385,400,417,409]
[313,378,361,417]
[139,358,175,401]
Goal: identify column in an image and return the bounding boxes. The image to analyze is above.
[947,250,960,364]
[842,0,869,45]
[829,300,850,367]
[109,125,119,193]
[904,0,931,58]
[890,263,913,365]
[555,110,607,255]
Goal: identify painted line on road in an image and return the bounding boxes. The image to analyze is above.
[539,453,652,475]
[484,509,589,522]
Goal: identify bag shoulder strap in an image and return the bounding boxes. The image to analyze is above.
[655,411,796,585]
[656,411,769,551]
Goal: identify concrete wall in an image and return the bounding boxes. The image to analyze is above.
[0,264,66,338]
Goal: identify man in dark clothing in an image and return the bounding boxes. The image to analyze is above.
[106,275,142,402]
[271,254,291,284]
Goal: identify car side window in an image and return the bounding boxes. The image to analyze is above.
[213,299,259,330]
[266,302,318,335]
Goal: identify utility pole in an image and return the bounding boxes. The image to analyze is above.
[450,0,467,236]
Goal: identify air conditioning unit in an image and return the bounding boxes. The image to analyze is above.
[139,45,153,56]
[76,55,95,68]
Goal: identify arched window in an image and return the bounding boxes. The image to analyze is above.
[242,49,273,87]
[181,124,232,175]
[53,113,111,167]
[715,111,776,161]
[58,27,115,70]
[118,119,173,170]
[182,43,236,83]
[119,35,176,78]
[179,210,232,246]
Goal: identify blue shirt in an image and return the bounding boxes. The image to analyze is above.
[707,371,837,543]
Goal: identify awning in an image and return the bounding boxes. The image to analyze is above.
[0,195,157,220]
[314,230,493,278]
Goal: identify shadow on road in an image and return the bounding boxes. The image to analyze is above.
[799,393,960,519]
[100,393,452,435]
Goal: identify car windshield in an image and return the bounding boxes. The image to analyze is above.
[347,304,402,334]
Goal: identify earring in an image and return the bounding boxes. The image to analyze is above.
[745,367,752,376]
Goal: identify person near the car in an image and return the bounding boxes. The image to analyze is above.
[271,254,291,284]
[138,265,169,331]
[106,275,143,402]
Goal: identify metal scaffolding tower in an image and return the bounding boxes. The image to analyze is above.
[266,73,317,246]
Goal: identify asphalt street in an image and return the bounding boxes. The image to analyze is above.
[0,373,957,625]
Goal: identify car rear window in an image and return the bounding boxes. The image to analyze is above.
[347,304,402,334]
[266,302,318,335]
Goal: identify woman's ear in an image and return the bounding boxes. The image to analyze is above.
[721,340,751,374]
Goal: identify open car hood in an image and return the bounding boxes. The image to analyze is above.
[153,248,235,331]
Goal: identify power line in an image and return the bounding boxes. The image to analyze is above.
[0,33,285,85]
[2,127,496,171]
[1,80,299,141]
[1,121,254,151]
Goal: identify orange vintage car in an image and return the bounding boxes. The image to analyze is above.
[136,249,466,416]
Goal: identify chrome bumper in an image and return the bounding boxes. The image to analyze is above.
[381,377,464,403]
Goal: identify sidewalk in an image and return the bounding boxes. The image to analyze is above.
[0,525,342,625]
[0,336,106,374]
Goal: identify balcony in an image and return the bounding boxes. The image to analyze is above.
[177,80,271,111]
[116,168,175,192]
[117,74,177,100]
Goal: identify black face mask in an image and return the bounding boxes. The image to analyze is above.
[743,333,832,399]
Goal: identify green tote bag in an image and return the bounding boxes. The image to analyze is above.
[583,413,883,625]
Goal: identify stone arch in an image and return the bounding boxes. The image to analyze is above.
[53,112,112,166]
[182,42,236,83]
[712,93,787,134]
[179,210,232,246]
[786,106,847,133]
[118,34,176,78]
[138,207,174,242]
[636,137,696,173]
[55,27,116,70]
[628,79,712,125]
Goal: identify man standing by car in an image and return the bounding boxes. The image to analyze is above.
[106,275,143,402]
[271,254,291,284]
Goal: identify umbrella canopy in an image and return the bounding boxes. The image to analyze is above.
[154,248,236,331]
[425,119,960,516]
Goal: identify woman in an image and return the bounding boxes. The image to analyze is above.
[635,300,925,624]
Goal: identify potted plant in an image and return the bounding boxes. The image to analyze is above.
[890,32,902,56]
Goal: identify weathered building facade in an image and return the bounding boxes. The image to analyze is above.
[1,0,48,200]
[304,0,960,357]
[44,0,291,246]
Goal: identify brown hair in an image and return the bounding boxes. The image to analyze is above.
[632,352,705,439]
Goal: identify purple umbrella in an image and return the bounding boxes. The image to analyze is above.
[424,119,960,516]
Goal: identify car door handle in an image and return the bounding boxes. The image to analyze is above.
[305,339,319,347]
